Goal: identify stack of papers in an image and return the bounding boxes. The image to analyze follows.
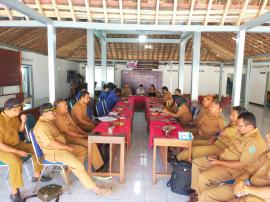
[98,116,117,122]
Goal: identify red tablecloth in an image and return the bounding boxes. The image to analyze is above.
[93,118,132,147]
[148,120,183,148]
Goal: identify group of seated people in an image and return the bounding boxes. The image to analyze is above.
[0,90,112,202]
[1,82,270,202]
[158,87,270,202]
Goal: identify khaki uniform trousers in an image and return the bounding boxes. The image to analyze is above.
[177,144,222,161]
[191,156,243,195]
[67,136,104,170]
[45,144,96,190]
[0,141,43,190]
[200,184,265,202]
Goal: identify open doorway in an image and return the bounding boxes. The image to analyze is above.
[21,64,33,105]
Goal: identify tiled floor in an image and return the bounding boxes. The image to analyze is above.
[0,104,269,202]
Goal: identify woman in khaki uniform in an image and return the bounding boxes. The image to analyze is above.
[33,103,110,195]
[200,131,270,202]
[71,91,95,132]
[163,102,193,127]
[0,98,50,202]
[54,99,104,170]
[177,106,247,161]
[190,112,267,202]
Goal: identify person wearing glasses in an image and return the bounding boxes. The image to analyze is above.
[200,130,270,202]
[0,98,51,202]
[189,112,267,202]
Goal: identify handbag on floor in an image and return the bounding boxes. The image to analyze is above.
[167,160,192,195]
[23,184,62,202]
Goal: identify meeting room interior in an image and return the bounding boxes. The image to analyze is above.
[0,0,270,202]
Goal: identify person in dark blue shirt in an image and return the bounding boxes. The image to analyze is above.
[106,88,121,111]
[99,84,110,100]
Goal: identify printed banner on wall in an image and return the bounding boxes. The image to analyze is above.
[121,70,163,94]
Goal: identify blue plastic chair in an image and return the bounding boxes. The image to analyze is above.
[95,98,109,117]
[191,107,200,120]
[25,114,36,142]
[29,131,70,194]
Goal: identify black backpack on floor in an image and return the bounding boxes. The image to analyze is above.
[167,160,192,195]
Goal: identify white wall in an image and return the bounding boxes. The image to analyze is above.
[21,51,80,104]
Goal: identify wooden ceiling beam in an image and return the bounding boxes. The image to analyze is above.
[172,0,178,25]
[220,0,231,25]
[188,0,195,25]
[204,0,213,26]
[102,0,108,23]
[51,0,61,20]
[137,0,140,24]
[257,0,268,17]
[119,0,123,24]
[155,0,160,25]
[34,0,44,15]
[68,0,76,21]
[4,6,13,20]
[84,0,92,22]
[237,0,250,25]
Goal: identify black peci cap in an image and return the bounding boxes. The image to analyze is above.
[39,103,57,115]
[4,98,24,110]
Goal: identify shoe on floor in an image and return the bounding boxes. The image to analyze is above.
[31,175,52,183]
[10,192,22,202]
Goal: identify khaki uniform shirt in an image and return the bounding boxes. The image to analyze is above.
[198,113,226,137]
[121,87,132,97]
[237,151,270,187]
[54,113,78,141]
[163,92,172,103]
[214,124,240,149]
[0,112,20,146]
[33,119,66,160]
[194,107,208,127]
[177,104,193,126]
[219,128,267,166]
[71,102,94,131]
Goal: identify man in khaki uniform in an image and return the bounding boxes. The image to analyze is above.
[190,112,267,201]
[33,103,110,195]
[190,101,226,145]
[200,131,270,202]
[163,103,193,127]
[71,90,95,132]
[0,98,50,202]
[177,106,247,161]
[121,82,132,97]
[54,99,104,170]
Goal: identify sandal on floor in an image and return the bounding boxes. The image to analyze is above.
[31,175,52,183]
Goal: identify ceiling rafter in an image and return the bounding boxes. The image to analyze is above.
[155,0,160,25]
[51,0,60,20]
[137,0,140,24]
[67,0,76,21]
[102,0,108,23]
[188,0,196,25]
[237,0,250,25]
[84,0,92,22]
[257,0,268,16]
[34,0,44,15]
[4,6,13,20]
[204,0,213,26]
[119,0,123,24]
[220,0,231,25]
[172,0,178,25]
